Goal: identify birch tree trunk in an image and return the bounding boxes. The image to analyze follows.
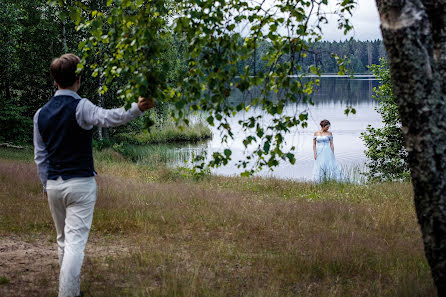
[375,0,446,294]
[62,21,67,52]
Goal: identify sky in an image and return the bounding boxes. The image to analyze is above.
[320,0,382,41]
[235,0,382,41]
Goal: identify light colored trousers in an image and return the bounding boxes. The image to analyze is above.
[47,176,97,297]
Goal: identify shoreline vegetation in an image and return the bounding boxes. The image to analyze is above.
[0,147,436,296]
[93,119,212,163]
[114,122,212,146]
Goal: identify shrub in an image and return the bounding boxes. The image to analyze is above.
[361,59,410,182]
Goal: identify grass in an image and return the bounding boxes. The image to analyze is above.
[0,145,34,161]
[114,122,212,145]
[0,277,9,285]
[110,142,196,167]
[0,147,437,296]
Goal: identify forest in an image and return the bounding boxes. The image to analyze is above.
[0,0,385,144]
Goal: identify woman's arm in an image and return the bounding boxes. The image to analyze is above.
[330,137,334,153]
[313,136,317,160]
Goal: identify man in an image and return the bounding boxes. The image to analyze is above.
[33,53,154,297]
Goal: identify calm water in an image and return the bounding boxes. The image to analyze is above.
[146,76,382,181]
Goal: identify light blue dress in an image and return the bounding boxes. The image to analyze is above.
[312,135,343,182]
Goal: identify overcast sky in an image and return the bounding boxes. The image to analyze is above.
[321,0,382,41]
[236,0,382,41]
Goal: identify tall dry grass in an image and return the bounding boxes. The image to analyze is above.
[0,147,436,296]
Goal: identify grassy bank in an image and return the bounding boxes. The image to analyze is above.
[103,121,211,165]
[110,142,198,166]
[0,147,436,296]
[114,122,212,145]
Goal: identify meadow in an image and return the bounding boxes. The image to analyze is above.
[0,147,436,296]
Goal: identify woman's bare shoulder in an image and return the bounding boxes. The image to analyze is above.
[314,131,321,136]
[327,131,333,135]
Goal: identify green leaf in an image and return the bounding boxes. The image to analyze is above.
[207,116,214,126]
[263,141,270,154]
[69,7,82,25]
[78,40,86,50]
[240,171,251,178]
[76,63,84,75]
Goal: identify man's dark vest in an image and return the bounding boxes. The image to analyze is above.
[38,95,95,180]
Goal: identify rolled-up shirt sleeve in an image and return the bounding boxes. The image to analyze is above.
[76,99,143,130]
[33,109,48,191]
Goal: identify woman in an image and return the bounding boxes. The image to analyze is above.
[312,119,343,182]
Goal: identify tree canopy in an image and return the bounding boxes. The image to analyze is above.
[1,0,385,148]
[46,0,358,176]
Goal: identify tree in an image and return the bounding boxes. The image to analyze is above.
[0,0,82,143]
[0,1,29,143]
[0,0,56,143]
[376,0,446,294]
[55,0,357,176]
[361,59,409,181]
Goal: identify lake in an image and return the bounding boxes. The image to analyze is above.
[143,76,382,181]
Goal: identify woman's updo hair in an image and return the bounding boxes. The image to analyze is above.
[320,119,331,128]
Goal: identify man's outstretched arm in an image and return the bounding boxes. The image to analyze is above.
[76,97,155,129]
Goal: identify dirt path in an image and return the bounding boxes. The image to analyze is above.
[0,234,131,297]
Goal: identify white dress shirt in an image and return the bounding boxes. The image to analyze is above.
[34,89,143,190]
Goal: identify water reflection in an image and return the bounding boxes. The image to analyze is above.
[312,76,377,105]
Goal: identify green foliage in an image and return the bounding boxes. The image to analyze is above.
[361,59,409,182]
[53,0,357,176]
[1,0,379,154]
[73,0,181,106]
[0,0,82,143]
[2,0,374,153]
[92,137,114,150]
[0,276,10,285]
[0,103,32,143]
[0,1,31,143]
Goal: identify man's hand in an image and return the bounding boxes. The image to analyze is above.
[138,96,155,112]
